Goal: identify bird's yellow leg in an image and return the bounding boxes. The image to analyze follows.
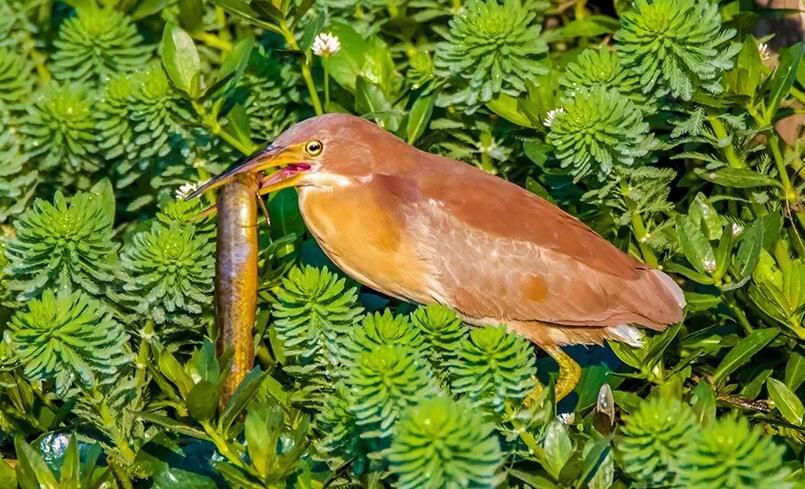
[547,346,581,401]
[523,346,581,406]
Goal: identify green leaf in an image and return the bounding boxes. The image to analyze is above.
[612,390,643,413]
[219,367,269,435]
[689,193,722,240]
[690,382,716,426]
[523,141,552,167]
[406,94,434,145]
[187,380,220,421]
[326,22,365,92]
[250,0,284,22]
[356,76,397,130]
[131,0,171,19]
[559,15,619,38]
[784,349,805,392]
[135,412,210,439]
[684,291,722,312]
[712,328,779,384]
[59,436,79,486]
[766,42,803,121]
[525,177,555,203]
[211,37,254,95]
[160,22,202,98]
[14,437,58,489]
[726,37,763,97]
[226,104,252,149]
[767,378,804,425]
[208,0,276,30]
[178,0,205,32]
[158,350,194,397]
[695,167,782,188]
[541,420,572,480]
[211,461,265,489]
[362,36,396,95]
[676,216,716,275]
[644,323,682,369]
[733,220,764,282]
[0,459,15,489]
[245,406,282,477]
[154,466,218,489]
[508,469,561,488]
[486,93,536,128]
[578,438,613,489]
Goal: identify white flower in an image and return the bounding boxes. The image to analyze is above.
[557,412,576,425]
[312,32,341,57]
[175,181,199,200]
[758,42,771,61]
[543,107,565,128]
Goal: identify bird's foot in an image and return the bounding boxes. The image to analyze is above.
[523,346,581,406]
[550,346,581,401]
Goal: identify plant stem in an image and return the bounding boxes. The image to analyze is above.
[768,133,797,204]
[134,320,154,386]
[110,461,135,489]
[574,0,587,19]
[201,420,251,471]
[22,29,49,86]
[323,58,331,109]
[280,21,323,116]
[630,212,659,268]
[708,115,744,169]
[789,86,805,106]
[97,395,138,467]
[192,101,256,155]
[620,183,659,268]
[726,296,754,334]
[194,32,233,53]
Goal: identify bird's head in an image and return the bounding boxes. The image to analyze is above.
[186,113,387,199]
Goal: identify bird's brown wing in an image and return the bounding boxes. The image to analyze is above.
[384,155,684,329]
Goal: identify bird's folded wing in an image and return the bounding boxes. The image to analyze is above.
[403,166,683,328]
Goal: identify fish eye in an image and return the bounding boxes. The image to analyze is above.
[305,140,323,156]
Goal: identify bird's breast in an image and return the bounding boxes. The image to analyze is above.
[297,184,433,303]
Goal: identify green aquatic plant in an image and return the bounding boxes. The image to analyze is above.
[435,0,548,109]
[388,396,503,489]
[273,266,364,378]
[4,181,118,301]
[448,324,536,415]
[615,0,740,100]
[113,221,215,331]
[546,87,656,181]
[21,82,99,188]
[618,397,697,486]
[7,289,130,395]
[677,416,792,489]
[51,5,150,84]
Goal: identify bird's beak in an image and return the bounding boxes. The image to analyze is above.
[185,144,311,200]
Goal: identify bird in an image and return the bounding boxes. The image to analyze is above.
[188,113,685,400]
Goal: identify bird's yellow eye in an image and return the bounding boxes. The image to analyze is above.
[305,140,323,156]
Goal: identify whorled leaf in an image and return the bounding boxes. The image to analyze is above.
[434,0,548,110]
[8,289,130,395]
[111,221,215,332]
[51,5,151,85]
[448,324,536,416]
[547,87,656,181]
[388,396,503,489]
[615,0,741,100]
[5,183,119,301]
